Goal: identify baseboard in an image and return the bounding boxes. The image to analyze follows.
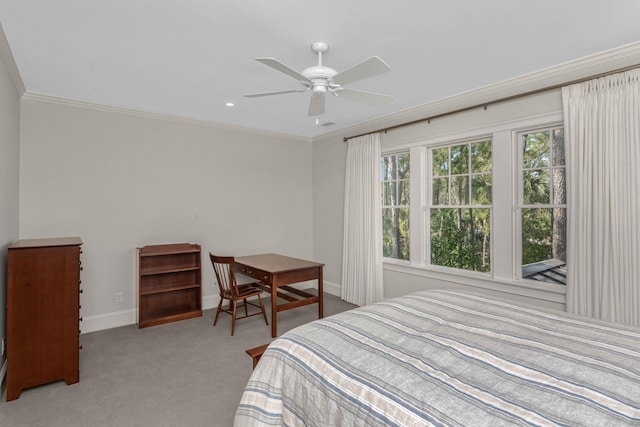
[322,280,341,297]
[80,280,342,334]
[81,308,137,334]
[202,294,218,311]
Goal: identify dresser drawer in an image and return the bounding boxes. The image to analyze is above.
[236,265,271,283]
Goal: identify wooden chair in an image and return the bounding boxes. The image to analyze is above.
[209,253,268,336]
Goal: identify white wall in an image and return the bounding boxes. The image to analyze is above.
[19,97,313,332]
[0,23,22,379]
[312,131,347,290]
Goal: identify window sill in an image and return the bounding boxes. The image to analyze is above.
[383,260,566,304]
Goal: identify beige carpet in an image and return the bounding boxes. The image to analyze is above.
[0,293,355,427]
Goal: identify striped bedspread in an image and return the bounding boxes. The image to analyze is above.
[235,290,640,426]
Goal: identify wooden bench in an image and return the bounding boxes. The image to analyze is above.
[246,343,270,369]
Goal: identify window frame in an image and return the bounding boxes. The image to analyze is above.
[514,124,567,285]
[380,112,566,301]
[425,138,493,274]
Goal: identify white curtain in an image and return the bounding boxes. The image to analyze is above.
[562,68,640,326]
[341,133,384,306]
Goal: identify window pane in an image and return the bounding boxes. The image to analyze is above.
[551,168,566,204]
[521,207,566,284]
[472,173,492,205]
[389,182,400,206]
[471,140,492,173]
[523,169,550,204]
[432,148,449,176]
[551,129,565,166]
[382,152,410,261]
[383,207,409,260]
[450,176,469,205]
[451,145,469,174]
[397,153,410,178]
[381,156,396,180]
[382,182,392,205]
[430,208,491,272]
[432,177,448,205]
[523,132,550,168]
[399,180,410,205]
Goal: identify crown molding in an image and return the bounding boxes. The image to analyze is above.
[21,92,312,143]
[0,21,25,95]
[316,40,640,142]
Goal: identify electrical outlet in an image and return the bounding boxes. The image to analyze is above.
[115,291,124,303]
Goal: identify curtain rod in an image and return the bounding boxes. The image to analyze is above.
[343,64,640,142]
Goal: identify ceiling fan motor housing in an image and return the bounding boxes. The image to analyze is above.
[303,65,337,92]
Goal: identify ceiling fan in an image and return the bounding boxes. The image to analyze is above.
[244,41,393,116]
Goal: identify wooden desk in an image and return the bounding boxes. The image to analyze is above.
[234,253,324,337]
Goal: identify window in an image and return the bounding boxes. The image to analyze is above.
[381,153,410,260]
[518,128,567,284]
[428,140,492,272]
[379,112,566,297]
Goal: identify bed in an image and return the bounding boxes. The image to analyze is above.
[234,290,640,426]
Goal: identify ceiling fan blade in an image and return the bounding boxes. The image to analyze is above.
[255,58,312,84]
[336,88,394,107]
[332,56,391,86]
[308,93,325,116]
[243,89,307,98]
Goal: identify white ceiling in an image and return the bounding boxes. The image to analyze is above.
[2,1,640,139]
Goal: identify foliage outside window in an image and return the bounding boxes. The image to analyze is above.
[429,140,492,272]
[520,128,567,284]
[381,153,410,260]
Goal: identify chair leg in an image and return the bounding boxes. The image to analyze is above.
[213,298,224,326]
[243,298,249,317]
[231,300,237,336]
[258,294,269,325]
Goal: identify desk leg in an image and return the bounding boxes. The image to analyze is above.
[318,267,324,319]
[271,282,277,338]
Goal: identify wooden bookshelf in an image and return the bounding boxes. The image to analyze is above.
[137,243,202,328]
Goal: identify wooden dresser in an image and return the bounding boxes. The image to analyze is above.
[6,237,83,401]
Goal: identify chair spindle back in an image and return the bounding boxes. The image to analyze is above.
[210,254,238,298]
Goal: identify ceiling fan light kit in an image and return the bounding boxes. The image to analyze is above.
[244,41,393,116]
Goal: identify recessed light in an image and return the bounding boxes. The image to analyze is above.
[225,102,235,107]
